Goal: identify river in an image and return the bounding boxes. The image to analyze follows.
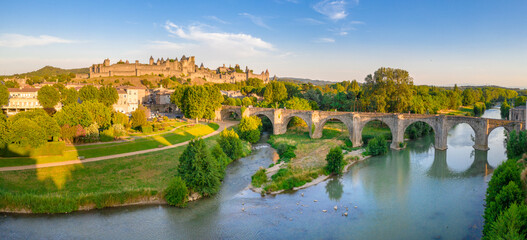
[0,108,508,239]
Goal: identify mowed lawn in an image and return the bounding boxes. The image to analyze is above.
[0,123,219,168]
[0,134,224,213]
[0,128,251,213]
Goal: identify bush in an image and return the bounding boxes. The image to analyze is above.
[112,124,126,138]
[506,130,527,159]
[218,129,244,160]
[473,102,486,116]
[251,167,267,187]
[164,176,189,207]
[366,136,389,156]
[238,116,262,144]
[487,203,527,239]
[280,176,305,190]
[210,144,231,179]
[325,146,344,175]
[100,128,115,142]
[483,181,524,236]
[141,125,153,134]
[271,168,291,181]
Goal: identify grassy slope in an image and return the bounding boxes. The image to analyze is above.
[0,125,249,213]
[0,123,219,168]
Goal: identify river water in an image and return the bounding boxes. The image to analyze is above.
[1,108,508,239]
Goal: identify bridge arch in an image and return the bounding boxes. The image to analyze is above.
[220,108,241,120]
[356,117,395,146]
[401,118,439,149]
[282,113,313,136]
[314,115,353,139]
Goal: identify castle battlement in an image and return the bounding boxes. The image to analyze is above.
[88,56,270,84]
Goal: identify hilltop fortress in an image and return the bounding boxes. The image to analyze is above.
[89,56,270,83]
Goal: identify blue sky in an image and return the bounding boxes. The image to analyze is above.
[1,0,526,87]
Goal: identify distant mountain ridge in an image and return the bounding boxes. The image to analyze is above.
[277,77,334,86]
[2,66,89,78]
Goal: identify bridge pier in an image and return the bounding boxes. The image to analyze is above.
[473,130,489,151]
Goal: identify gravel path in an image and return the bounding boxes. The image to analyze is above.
[0,121,237,172]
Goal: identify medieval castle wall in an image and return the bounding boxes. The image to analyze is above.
[89,56,269,83]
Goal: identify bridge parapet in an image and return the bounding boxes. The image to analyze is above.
[218,106,518,152]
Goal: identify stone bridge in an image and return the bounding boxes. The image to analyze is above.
[216,106,524,151]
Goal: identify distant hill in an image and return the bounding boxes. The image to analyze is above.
[277,77,334,86]
[2,66,89,78]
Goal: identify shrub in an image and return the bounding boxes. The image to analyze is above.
[251,167,267,188]
[100,128,115,142]
[112,124,126,138]
[218,129,243,160]
[271,168,291,181]
[366,136,389,156]
[210,144,231,179]
[141,125,153,134]
[131,107,147,129]
[487,203,527,239]
[279,176,305,190]
[153,123,162,132]
[506,130,527,159]
[164,176,189,207]
[483,181,524,236]
[238,116,262,143]
[325,146,344,175]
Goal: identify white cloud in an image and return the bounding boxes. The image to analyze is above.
[0,33,74,48]
[163,21,274,57]
[313,0,348,21]
[239,13,271,30]
[315,37,335,43]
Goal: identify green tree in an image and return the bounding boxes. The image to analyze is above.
[83,101,112,129]
[131,106,147,129]
[263,85,274,103]
[500,101,511,119]
[37,85,60,109]
[54,103,93,128]
[210,143,231,179]
[506,130,527,159]
[270,81,287,103]
[218,129,244,160]
[485,159,522,212]
[177,138,221,196]
[514,96,527,107]
[98,86,119,107]
[0,115,8,147]
[4,80,19,88]
[10,109,60,141]
[0,84,9,106]
[362,67,413,113]
[112,111,129,126]
[79,85,99,102]
[325,146,344,175]
[241,97,253,106]
[60,87,78,106]
[164,176,189,207]
[483,181,525,238]
[170,85,188,108]
[8,118,46,148]
[238,116,262,143]
[487,203,527,239]
[366,136,389,156]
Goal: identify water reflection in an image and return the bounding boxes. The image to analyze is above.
[428,149,489,179]
[325,178,344,201]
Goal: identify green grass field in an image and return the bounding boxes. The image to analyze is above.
[0,123,219,168]
[0,125,250,213]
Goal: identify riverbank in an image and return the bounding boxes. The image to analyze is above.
[249,149,371,195]
[0,123,251,214]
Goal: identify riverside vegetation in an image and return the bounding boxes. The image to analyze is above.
[482,130,527,239]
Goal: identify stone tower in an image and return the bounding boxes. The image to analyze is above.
[103,59,110,66]
[149,56,154,65]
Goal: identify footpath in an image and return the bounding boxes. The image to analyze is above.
[0,121,237,172]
